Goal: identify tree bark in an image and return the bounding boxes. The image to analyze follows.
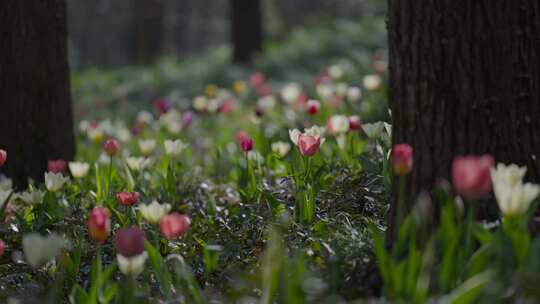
[0,0,75,188]
[132,0,164,65]
[387,1,540,241]
[230,0,263,64]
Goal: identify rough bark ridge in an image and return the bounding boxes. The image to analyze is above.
[230,0,263,64]
[388,0,540,239]
[0,0,75,187]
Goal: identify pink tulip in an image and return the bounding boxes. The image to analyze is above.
[241,138,254,152]
[392,144,413,176]
[104,138,120,156]
[235,131,248,144]
[0,149,6,167]
[348,116,362,131]
[87,207,111,244]
[0,239,4,257]
[452,155,495,201]
[48,160,67,173]
[160,213,190,239]
[306,100,320,115]
[219,99,234,113]
[298,135,321,157]
[115,227,145,257]
[116,191,140,206]
[250,72,266,88]
[181,111,195,128]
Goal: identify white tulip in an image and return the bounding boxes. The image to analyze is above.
[361,122,385,139]
[363,74,382,91]
[328,64,344,79]
[117,252,148,276]
[193,96,208,112]
[139,200,171,224]
[44,172,69,192]
[491,163,540,216]
[19,189,46,205]
[137,110,154,125]
[126,157,151,171]
[22,233,68,267]
[328,115,350,134]
[164,139,188,158]
[347,86,362,102]
[271,141,291,157]
[138,139,157,156]
[280,83,302,104]
[68,162,90,179]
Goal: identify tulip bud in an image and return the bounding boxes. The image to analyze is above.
[392,144,413,176]
[452,155,494,201]
[87,207,111,243]
[115,227,145,258]
[48,160,67,173]
[103,138,120,156]
[0,149,6,167]
[0,239,5,257]
[306,100,320,115]
[298,135,321,157]
[160,213,190,239]
[116,191,140,206]
[348,115,362,131]
[241,138,253,152]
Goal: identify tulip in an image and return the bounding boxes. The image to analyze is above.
[241,138,253,152]
[250,72,266,88]
[181,111,194,128]
[193,96,208,113]
[280,83,302,104]
[298,135,321,157]
[361,122,385,139]
[160,213,190,239]
[139,200,171,224]
[115,227,145,258]
[22,233,67,268]
[153,98,171,115]
[87,127,104,144]
[233,80,247,94]
[87,207,111,243]
[138,139,157,156]
[219,99,234,113]
[18,190,45,205]
[103,138,120,156]
[48,160,67,173]
[126,156,150,171]
[347,86,362,102]
[44,172,69,192]
[235,131,249,144]
[0,149,6,167]
[306,100,320,115]
[69,161,90,178]
[348,116,362,131]
[326,115,350,135]
[491,163,540,217]
[0,239,4,257]
[363,74,382,91]
[117,252,148,276]
[271,141,291,158]
[452,155,494,201]
[117,191,140,206]
[164,139,188,159]
[392,144,413,176]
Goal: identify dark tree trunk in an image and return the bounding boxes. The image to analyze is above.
[230,0,263,64]
[387,1,540,241]
[0,0,75,188]
[132,0,164,65]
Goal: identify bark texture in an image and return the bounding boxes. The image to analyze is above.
[230,0,263,64]
[132,0,164,65]
[388,1,540,239]
[0,0,75,188]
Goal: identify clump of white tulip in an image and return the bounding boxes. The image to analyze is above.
[139,200,171,224]
[491,163,540,217]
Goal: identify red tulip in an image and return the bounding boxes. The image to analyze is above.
[0,239,4,257]
[452,155,495,201]
[153,98,171,115]
[298,135,321,157]
[104,138,120,156]
[87,207,111,243]
[116,191,140,206]
[160,213,190,239]
[348,116,362,131]
[0,149,6,167]
[241,138,254,152]
[306,100,320,115]
[392,144,413,176]
[48,160,67,173]
[115,227,145,257]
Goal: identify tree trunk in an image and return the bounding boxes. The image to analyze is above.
[0,0,75,188]
[387,1,540,241]
[230,0,263,64]
[132,0,164,65]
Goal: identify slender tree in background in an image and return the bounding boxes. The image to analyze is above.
[132,0,164,65]
[0,0,75,188]
[387,1,540,242]
[230,0,263,64]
